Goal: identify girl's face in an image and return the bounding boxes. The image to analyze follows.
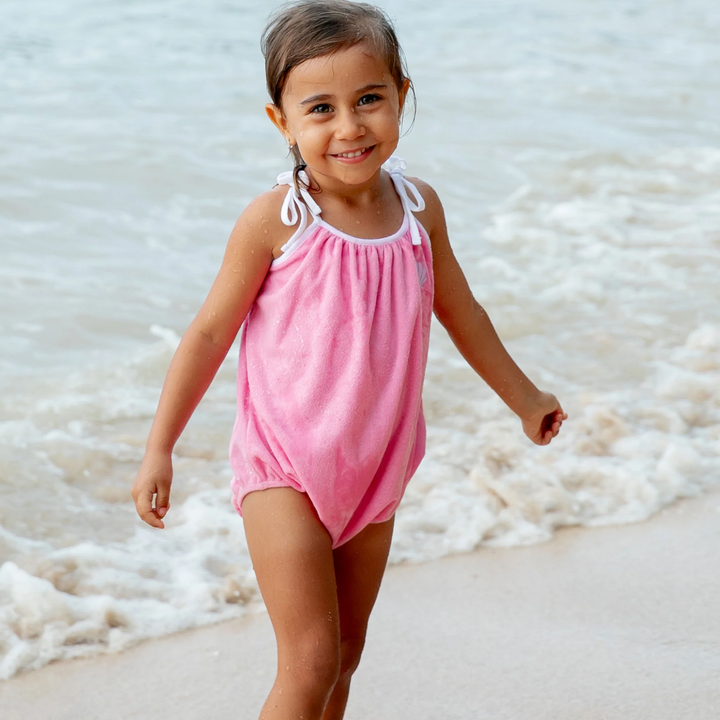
[267,43,409,190]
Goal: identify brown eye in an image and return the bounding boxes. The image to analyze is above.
[310,103,332,114]
[358,94,381,106]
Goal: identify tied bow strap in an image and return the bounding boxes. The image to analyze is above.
[278,169,322,229]
[383,156,425,245]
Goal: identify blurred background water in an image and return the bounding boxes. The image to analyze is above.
[1,0,719,678]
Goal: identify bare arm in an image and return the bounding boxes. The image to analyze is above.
[131,189,292,528]
[413,179,567,444]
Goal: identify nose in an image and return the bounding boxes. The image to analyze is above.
[334,107,365,142]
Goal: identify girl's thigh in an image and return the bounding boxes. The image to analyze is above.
[333,517,394,650]
[242,488,340,653]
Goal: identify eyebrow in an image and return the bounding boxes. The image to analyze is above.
[299,83,389,106]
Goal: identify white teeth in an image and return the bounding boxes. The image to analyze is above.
[336,148,366,158]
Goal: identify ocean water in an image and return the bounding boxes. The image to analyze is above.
[1,0,719,679]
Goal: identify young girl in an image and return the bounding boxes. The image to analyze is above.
[132,1,566,718]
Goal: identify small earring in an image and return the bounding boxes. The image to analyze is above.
[286,138,294,150]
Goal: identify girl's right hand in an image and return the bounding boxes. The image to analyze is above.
[131,449,173,529]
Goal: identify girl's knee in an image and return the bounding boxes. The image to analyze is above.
[279,633,342,695]
[339,635,366,677]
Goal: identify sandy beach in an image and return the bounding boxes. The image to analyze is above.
[1,490,718,720]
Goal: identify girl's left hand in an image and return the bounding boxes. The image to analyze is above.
[520,391,568,446]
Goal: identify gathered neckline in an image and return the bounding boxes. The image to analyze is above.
[316,213,410,245]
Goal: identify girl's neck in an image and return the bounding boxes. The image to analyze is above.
[303,167,405,239]
[305,166,385,210]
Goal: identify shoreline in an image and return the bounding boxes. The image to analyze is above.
[2,490,719,719]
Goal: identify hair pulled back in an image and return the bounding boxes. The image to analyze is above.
[262,0,414,189]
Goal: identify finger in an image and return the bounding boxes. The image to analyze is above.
[136,488,164,528]
[142,510,165,529]
[540,413,555,436]
[135,486,155,519]
[155,486,171,519]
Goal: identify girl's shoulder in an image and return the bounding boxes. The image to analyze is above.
[402,175,446,239]
[239,183,290,227]
[231,185,297,259]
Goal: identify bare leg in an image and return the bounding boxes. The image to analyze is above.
[243,488,341,720]
[322,516,395,720]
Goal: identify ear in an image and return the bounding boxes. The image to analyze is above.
[266,103,294,145]
[397,78,411,118]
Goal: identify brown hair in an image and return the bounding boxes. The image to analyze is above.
[262,0,414,190]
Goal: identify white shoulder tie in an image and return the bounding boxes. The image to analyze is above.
[277,169,322,230]
[383,156,425,245]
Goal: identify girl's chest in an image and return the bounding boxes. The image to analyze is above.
[318,199,405,241]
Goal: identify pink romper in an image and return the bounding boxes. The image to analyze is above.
[229,156,434,548]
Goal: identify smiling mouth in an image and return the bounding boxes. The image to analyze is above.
[331,145,375,159]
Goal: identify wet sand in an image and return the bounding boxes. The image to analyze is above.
[1,490,718,720]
